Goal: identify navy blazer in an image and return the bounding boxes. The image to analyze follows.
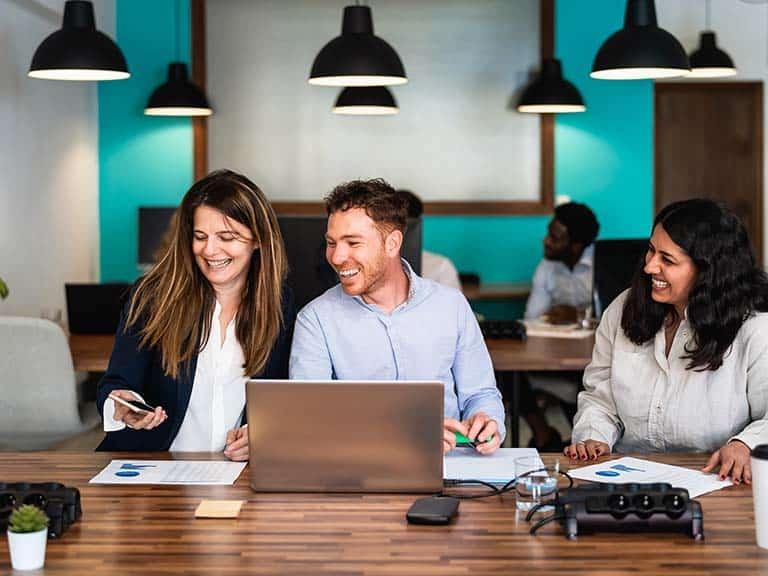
[96,290,296,451]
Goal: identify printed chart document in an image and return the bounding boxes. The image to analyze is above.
[568,456,732,498]
[444,448,541,484]
[89,460,247,485]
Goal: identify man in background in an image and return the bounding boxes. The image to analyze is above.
[398,189,461,290]
[522,202,599,450]
[525,202,599,321]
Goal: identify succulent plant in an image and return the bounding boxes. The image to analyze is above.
[8,505,49,534]
[0,277,7,300]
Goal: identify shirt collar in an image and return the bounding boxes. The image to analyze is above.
[344,258,431,312]
[576,244,594,269]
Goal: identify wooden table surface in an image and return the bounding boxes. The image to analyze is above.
[461,282,531,302]
[0,451,764,575]
[70,334,596,374]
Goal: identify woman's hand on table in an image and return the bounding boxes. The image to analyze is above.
[563,439,610,461]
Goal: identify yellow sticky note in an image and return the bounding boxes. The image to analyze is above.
[194,500,244,518]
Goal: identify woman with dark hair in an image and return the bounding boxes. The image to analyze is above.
[96,170,294,461]
[565,199,768,483]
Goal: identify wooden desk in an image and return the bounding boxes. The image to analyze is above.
[70,334,596,374]
[486,334,594,372]
[462,282,531,302]
[69,334,114,372]
[0,452,763,575]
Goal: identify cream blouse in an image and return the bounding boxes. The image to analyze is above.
[572,290,768,452]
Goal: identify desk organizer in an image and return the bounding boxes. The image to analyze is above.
[0,482,82,538]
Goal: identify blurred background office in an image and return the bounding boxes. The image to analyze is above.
[1,0,766,449]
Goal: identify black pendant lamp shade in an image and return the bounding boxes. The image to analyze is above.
[309,5,407,87]
[518,59,586,114]
[29,0,129,81]
[591,0,690,80]
[145,63,213,117]
[688,31,736,78]
[333,87,398,115]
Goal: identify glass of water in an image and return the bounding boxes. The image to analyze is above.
[515,456,558,512]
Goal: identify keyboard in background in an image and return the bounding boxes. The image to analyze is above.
[479,319,527,340]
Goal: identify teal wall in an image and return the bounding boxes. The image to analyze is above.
[98,0,193,281]
[424,0,654,287]
[99,1,654,293]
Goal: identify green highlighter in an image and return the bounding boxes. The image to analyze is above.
[454,432,493,448]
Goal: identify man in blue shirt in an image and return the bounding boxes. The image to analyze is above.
[289,179,505,454]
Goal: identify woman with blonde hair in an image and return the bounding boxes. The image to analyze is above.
[97,170,294,461]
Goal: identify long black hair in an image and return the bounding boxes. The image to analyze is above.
[621,199,768,371]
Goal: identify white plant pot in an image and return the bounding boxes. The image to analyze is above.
[7,528,47,571]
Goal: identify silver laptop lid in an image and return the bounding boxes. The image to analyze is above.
[247,380,444,493]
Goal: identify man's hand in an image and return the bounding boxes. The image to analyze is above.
[109,390,167,430]
[224,425,249,462]
[442,418,467,454]
[564,439,610,460]
[702,440,752,484]
[463,412,501,455]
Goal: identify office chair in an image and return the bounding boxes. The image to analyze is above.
[592,239,648,315]
[0,317,100,450]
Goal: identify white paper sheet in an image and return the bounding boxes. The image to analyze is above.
[567,456,732,498]
[89,460,247,485]
[523,320,595,339]
[444,447,542,484]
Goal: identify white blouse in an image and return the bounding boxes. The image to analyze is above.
[572,290,768,453]
[104,300,248,452]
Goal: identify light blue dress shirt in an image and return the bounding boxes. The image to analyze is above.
[524,244,595,319]
[290,260,506,441]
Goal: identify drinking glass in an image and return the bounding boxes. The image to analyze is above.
[515,456,558,512]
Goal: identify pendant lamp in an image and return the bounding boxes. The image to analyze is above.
[29,0,129,81]
[688,1,736,78]
[591,0,690,80]
[145,0,212,117]
[333,87,399,115]
[517,59,586,114]
[309,4,407,87]
[145,63,213,117]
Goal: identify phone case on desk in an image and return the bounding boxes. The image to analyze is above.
[406,496,459,525]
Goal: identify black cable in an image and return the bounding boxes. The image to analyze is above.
[529,513,564,535]
[441,469,573,501]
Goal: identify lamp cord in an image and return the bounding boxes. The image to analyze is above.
[705,0,711,29]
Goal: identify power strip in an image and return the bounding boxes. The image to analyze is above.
[530,482,704,540]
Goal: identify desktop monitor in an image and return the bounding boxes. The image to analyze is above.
[65,283,131,335]
[138,207,176,266]
[136,209,423,310]
[278,216,422,311]
[593,238,649,314]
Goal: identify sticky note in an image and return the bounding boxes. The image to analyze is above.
[194,499,244,518]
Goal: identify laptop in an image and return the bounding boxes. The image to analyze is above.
[65,283,131,335]
[246,380,444,493]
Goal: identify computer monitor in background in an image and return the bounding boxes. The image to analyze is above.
[278,216,422,311]
[66,283,132,335]
[593,238,649,315]
[138,207,176,266]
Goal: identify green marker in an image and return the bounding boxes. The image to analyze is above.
[454,432,494,448]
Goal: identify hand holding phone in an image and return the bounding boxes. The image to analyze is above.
[109,394,155,414]
[108,390,167,430]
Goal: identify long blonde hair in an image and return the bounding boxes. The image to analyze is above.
[126,170,287,379]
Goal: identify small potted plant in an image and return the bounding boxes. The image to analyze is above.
[7,505,49,571]
[0,276,7,300]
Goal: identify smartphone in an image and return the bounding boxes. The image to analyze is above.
[109,394,156,414]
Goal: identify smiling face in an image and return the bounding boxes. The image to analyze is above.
[192,205,257,295]
[325,207,401,298]
[643,224,698,313]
